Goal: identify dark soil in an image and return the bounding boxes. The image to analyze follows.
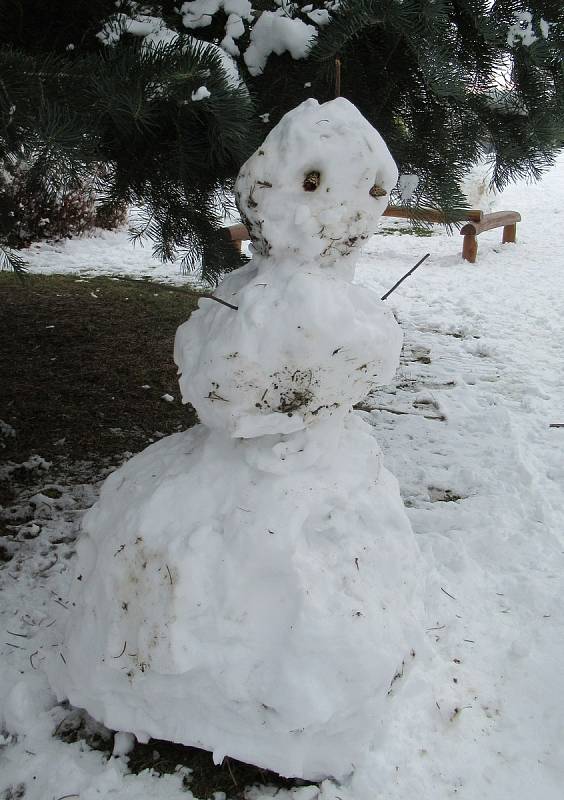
[57,706,302,797]
[128,740,301,796]
[0,273,198,467]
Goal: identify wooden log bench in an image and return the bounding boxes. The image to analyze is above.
[459,210,521,263]
[222,206,521,264]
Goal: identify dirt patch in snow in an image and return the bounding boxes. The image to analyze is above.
[53,706,303,797]
[0,273,199,469]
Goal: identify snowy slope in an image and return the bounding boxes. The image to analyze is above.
[21,209,197,285]
[351,156,564,798]
[1,153,563,799]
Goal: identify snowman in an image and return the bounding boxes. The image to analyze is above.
[47,98,425,781]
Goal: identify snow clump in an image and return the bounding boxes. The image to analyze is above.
[243,11,317,76]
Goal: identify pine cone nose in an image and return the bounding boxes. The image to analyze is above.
[303,171,321,191]
[370,184,387,198]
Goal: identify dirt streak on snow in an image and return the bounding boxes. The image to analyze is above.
[1,154,563,799]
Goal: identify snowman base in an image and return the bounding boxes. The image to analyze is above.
[48,413,423,781]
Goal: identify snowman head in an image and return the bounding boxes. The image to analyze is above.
[235,98,398,266]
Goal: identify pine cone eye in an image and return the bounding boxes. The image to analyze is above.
[369,184,387,198]
[303,171,321,191]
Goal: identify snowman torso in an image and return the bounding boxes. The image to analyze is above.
[175,259,402,437]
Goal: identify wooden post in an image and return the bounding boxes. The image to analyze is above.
[462,234,478,263]
[222,223,248,252]
[502,223,517,244]
[335,58,341,99]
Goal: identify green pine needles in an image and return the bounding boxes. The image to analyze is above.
[0,1,562,277]
[251,0,563,216]
[0,38,258,281]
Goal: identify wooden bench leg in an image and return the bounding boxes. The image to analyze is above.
[462,233,478,263]
[502,223,517,244]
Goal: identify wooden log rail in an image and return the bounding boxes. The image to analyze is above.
[382,205,484,223]
[222,206,521,263]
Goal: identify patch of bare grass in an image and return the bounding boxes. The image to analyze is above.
[0,273,198,469]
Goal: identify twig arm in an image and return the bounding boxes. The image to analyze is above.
[98,275,240,311]
[199,293,239,311]
[380,253,430,301]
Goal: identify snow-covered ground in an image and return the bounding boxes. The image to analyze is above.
[22,209,196,285]
[1,153,563,799]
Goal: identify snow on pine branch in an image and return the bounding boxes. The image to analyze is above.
[97,11,241,88]
[243,10,317,76]
[98,2,336,79]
